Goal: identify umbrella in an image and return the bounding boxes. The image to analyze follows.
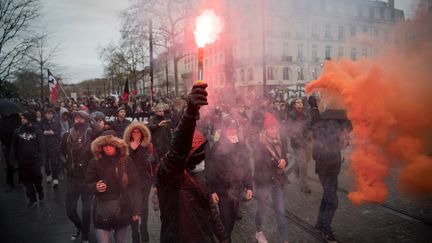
[0,99,26,116]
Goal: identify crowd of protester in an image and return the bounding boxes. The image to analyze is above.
[0,85,351,243]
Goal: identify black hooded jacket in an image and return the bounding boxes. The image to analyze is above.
[156,114,229,243]
[10,124,45,166]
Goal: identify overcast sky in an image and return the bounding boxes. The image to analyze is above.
[38,0,417,84]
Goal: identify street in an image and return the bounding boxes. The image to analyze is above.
[1,151,431,243]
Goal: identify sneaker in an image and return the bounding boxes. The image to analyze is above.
[52,179,59,189]
[27,201,38,208]
[82,241,89,243]
[46,175,52,183]
[255,231,268,243]
[71,228,81,240]
[323,233,340,243]
[59,173,65,181]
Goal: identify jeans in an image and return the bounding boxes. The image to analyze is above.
[293,147,309,190]
[316,173,338,234]
[255,184,289,241]
[65,179,92,241]
[131,179,153,243]
[95,227,128,243]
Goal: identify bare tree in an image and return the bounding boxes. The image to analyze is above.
[26,32,61,100]
[0,0,40,85]
[125,0,199,96]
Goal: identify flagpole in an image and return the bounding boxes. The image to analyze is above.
[58,79,71,102]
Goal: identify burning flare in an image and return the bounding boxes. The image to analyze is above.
[194,9,224,48]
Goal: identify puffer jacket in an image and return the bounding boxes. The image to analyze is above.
[156,114,229,243]
[86,134,141,229]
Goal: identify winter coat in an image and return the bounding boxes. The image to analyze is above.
[60,124,98,180]
[113,118,131,138]
[86,135,142,229]
[206,138,252,201]
[123,122,157,183]
[287,110,310,149]
[156,114,229,243]
[10,124,45,167]
[148,115,171,158]
[40,118,61,148]
[253,133,288,187]
[311,109,350,176]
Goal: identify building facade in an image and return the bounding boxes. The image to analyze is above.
[153,0,405,97]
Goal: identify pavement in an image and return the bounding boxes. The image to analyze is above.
[1,148,431,243]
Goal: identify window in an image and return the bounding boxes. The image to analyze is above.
[338,47,344,58]
[338,26,345,41]
[266,42,273,57]
[363,27,368,34]
[357,5,363,17]
[283,67,290,80]
[240,69,245,82]
[325,46,331,60]
[297,68,304,80]
[373,29,378,38]
[380,7,385,19]
[283,43,289,57]
[325,24,331,39]
[311,23,318,39]
[350,27,356,37]
[312,45,318,61]
[297,44,304,61]
[247,68,253,81]
[312,68,318,79]
[369,6,374,18]
[267,67,275,80]
[351,48,357,60]
[362,47,367,57]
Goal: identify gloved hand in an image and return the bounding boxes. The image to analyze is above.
[186,82,208,117]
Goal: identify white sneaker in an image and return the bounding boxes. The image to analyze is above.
[256,231,268,243]
[52,179,59,188]
[46,175,52,183]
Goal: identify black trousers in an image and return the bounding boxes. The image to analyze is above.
[18,163,43,202]
[316,173,339,235]
[131,179,153,243]
[44,147,60,179]
[218,194,240,237]
[65,178,92,240]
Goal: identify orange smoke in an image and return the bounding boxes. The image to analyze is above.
[306,5,432,205]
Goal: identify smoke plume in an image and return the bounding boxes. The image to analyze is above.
[306,2,432,205]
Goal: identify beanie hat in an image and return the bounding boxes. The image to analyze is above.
[263,112,278,130]
[21,112,37,124]
[72,109,89,121]
[90,111,105,122]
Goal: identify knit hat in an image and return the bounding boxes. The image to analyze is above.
[263,112,278,130]
[72,109,89,120]
[90,111,105,122]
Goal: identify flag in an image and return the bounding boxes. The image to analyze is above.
[47,70,59,104]
[122,78,129,102]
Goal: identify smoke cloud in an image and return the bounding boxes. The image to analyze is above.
[306,2,432,205]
